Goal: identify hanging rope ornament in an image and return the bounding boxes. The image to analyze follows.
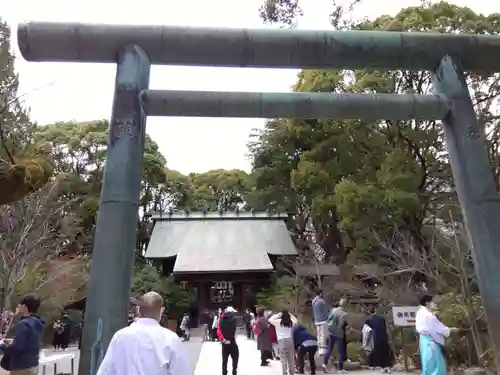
[0,103,55,205]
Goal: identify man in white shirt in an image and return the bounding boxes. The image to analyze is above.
[96,291,191,375]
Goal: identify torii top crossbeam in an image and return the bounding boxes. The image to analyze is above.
[17,22,500,72]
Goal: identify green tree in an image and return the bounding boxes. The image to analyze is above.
[259,0,362,28]
[0,18,34,159]
[189,169,250,210]
[250,2,500,263]
[33,120,169,254]
[0,19,71,311]
[0,18,54,205]
[161,168,251,211]
[131,264,195,317]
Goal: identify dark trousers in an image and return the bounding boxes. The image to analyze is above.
[202,324,210,340]
[211,328,218,341]
[244,324,253,339]
[343,338,348,362]
[260,350,272,364]
[324,335,345,370]
[222,342,239,375]
[60,332,70,349]
[298,345,317,374]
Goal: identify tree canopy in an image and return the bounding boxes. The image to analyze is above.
[259,0,362,28]
[250,3,500,365]
[0,19,54,205]
[249,2,500,265]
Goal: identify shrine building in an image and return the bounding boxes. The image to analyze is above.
[144,211,297,321]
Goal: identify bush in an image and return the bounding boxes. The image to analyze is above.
[131,264,195,318]
[436,293,492,369]
[256,275,298,312]
[347,341,364,362]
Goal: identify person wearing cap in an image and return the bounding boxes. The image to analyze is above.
[217,306,239,375]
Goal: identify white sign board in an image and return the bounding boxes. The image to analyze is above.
[392,306,419,327]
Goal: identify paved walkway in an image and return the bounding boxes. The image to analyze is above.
[184,336,204,369]
[194,335,279,375]
[0,334,411,375]
[193,335,411,375]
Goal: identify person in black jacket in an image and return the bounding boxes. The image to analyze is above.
[60,313,72,350]
[242,309,253,339]
[200,309,211,341]
[0,295,45,375]
[217,306,239,375]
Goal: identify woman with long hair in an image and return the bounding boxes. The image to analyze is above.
[416,295,458,375]
[269,309,298,375]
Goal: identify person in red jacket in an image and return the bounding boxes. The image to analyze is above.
[217,307,239,375]
[267,312,280,360]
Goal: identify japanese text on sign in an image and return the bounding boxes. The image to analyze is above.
[392,306,419,327]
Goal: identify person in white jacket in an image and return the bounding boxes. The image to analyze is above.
[212,313,220,341]
[96,292,191,375]
[268,310,298,375]
[361,324,374,368]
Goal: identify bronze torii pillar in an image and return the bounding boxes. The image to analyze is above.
[17,22,500,373]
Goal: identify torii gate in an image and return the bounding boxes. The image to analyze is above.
[17,23,500,373]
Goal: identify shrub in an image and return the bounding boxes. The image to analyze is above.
[131,264,195,318]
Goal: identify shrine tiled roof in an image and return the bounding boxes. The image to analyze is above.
[145,211,297,273]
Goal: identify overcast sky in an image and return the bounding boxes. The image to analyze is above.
[3,0,499,174]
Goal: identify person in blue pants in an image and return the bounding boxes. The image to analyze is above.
[323,299,348,373]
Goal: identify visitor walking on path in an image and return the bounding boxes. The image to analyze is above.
[200,309,212,341]
[78,317,84,350]
[293,324,318,375]
[364,307,393,373]
[323,298,349,374]
[52,319,63,351]
[243,309,253,339]
[268,310,298,375]
[267,311,279,360]
[180,312,190,341]
[335,302,348,364]
[255,307,273,366]
[416,295,458,375]
[212,310,221,341]
[60,313,71,350]
[217,306,239,375]
[312,290,329,356]
[96,291,191,375]
[0,295,45,375]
